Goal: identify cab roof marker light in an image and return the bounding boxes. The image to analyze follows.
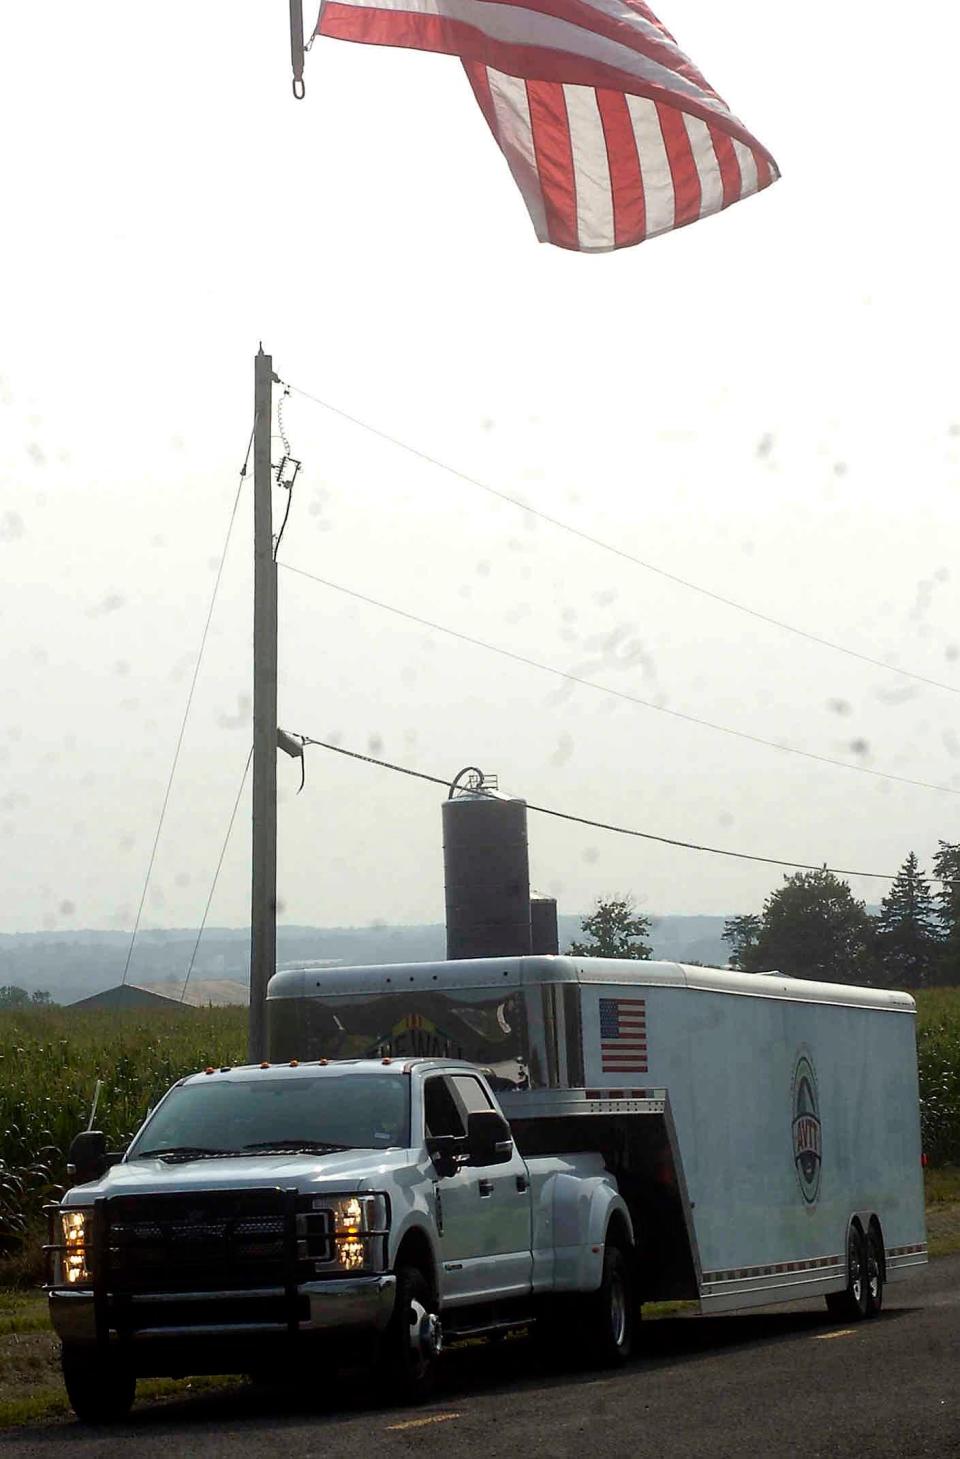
[260,1062,271,1069]
[204,1066,215,1075]
[289,1059,300,1067]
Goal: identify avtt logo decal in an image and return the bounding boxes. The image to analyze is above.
[791,1054,822,1204]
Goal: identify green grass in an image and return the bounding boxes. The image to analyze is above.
[0,1392,69,1429]
[0,1286,242,1429]
[641,1300,697,1319]
[923,1165,960,1204]
[0,1375,240,1430]
[923,1165,960,1258]
[0,1291,48,1336]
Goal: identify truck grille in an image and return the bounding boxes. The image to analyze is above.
[103,1189,330,1294]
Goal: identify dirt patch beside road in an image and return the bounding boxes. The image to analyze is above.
[927,1201,960,1256]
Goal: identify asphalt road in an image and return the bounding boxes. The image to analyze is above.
[4,1257,959,1459]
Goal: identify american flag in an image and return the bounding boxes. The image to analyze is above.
[599,997,648,1073]
[313,0,778,252]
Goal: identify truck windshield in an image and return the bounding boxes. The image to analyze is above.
[127,1074,410,1158]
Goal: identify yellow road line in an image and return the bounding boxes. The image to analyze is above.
[814,1328,856,1340]
[386,1412,462,1432]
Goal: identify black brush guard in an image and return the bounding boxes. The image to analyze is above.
[78,1187,329,1342]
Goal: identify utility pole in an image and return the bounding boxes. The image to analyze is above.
[249,346,276,1061]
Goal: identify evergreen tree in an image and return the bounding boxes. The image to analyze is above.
[875,852,940,988]
[569,896,653,959]
[932,841,960,984]
[752,868,873,984]
[721,914,762,970]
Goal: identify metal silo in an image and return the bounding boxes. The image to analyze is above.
[530,894,559,955]
[442,769,532,960]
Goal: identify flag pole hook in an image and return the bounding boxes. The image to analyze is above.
[289,0,306,99]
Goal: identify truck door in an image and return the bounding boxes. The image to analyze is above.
[424,1073,533,1306]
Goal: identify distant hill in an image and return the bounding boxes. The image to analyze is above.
[0,915,732,1006]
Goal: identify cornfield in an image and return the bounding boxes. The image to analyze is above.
[916,988,960,1167]
[0,1004,245,1263]
[1,990,958,1270]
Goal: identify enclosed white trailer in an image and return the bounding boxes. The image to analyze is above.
[268,955,927,1314]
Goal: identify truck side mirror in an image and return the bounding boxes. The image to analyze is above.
[426,1135,465,1179]
[67,1130,108,1186]
[467,1110,514,1167]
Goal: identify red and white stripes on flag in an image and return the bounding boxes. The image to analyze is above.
[599,996,648,1073]
[313,0,778,252]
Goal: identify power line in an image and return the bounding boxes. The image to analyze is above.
[280,378,960,699]
[286,733,898,882]
[179,746,253,1003]
[277,561,960,799]
[121,426,254,987]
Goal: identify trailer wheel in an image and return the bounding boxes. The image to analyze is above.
[580,1241,633,1367]
[825,1225,869,1322]
[61,1345,136,1424]
[865,1224,884,1318]
[376,1265,442,1404]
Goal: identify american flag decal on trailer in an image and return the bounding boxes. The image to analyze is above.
[599,997,648,1073]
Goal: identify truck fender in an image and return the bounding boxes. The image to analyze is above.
[388,1215,442,1302]
[550,1174,634,1295]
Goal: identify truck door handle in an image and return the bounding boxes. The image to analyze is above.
[478,1179,494,1197]
[516,1175,529,1194]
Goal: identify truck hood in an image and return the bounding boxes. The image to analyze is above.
[64,1147,412,1204]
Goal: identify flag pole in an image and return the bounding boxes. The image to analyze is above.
[290,0,306,98]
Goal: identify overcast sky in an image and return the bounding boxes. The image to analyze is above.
[2,2,958,938]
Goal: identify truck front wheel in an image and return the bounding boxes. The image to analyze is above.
[581,1242,633,1367]
[61,1345,136,1424]
[377,1265,442,1404]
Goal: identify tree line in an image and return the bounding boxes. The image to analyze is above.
[723,843,960,988]
[0,987,53,1008]
[569,841,960,989]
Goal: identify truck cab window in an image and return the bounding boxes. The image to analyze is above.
[451,1075,493,1116]
[424,1076,464,1138]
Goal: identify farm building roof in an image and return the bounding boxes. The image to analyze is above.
[69,984,192,1012]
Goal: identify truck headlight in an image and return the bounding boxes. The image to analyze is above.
[313,1194,388,1273]
[59,1209,91,1286]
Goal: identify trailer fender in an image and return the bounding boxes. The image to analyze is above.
[550,1174,634,1294]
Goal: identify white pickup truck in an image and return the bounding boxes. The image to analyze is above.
[46,1055,634,1423]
